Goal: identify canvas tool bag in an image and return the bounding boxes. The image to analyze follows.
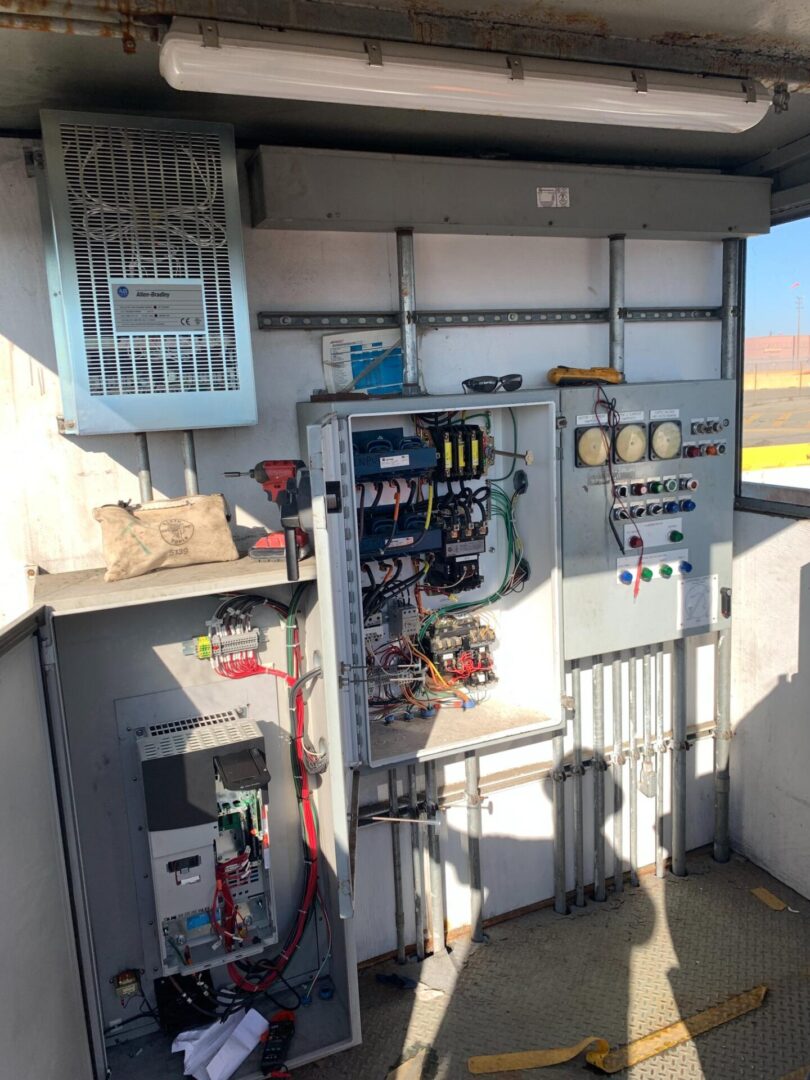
[93,494,238,582]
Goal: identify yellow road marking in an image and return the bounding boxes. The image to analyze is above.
[467,985,768,1075]
[742,443,810,470]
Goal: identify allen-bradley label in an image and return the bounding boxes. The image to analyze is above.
[110,278,206,334]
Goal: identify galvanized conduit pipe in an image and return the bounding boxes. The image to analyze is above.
[571,661,586,907]
[396,228,420,395]
[608,235,626,373]
[135,433,153,503]
[655,647,666,878]
[407,764,426,961]
[714,629,733,863]
[387,769,406,964]
[551,732,568,914]
[611,655,624,893]
[181,430,199,496]
[424,761,446,953]
[592,657,607,902]
[671,639,688,877]
[465,751,485,942]
[627,652,639,887]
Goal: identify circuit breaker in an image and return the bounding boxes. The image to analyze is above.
[559,379,735,659]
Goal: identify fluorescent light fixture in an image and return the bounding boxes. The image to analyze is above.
[161,18,770,134]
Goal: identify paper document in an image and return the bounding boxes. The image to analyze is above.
[322,330,403,395]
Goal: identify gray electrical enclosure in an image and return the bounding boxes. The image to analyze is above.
[559,379,735,659]
[249,146,770,238]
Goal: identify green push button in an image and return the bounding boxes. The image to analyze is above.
[648,481,663,494]
[669,529,684,543]
[640,567,653,582]
[660,564,673,579]
[664,478,679,492]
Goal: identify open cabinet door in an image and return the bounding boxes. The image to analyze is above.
[306,416,365,918]
[0,610,97,1078]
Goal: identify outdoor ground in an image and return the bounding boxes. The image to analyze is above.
[297,851,810,1079]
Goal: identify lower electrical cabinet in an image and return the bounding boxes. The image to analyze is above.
[0,584,360,1080]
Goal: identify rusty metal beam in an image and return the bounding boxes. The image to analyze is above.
[2,0,810,83]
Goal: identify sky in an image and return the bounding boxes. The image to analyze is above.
[745,217,810,339]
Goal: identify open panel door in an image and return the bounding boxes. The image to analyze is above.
[306,416,364,918]
[0,610,97,1077]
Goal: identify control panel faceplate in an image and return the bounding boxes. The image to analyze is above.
[560,380,734,659]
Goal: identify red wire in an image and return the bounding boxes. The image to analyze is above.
[209,616,319,994]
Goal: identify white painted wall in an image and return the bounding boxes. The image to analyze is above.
[0,136,724,961]
[730,511,810,899]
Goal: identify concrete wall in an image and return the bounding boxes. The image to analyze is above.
[731,511,810,899]
[0,136,725,960]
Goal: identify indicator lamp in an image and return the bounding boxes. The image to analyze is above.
[630,482,648,496]
[681,478,699,491]
[705,444,719,456]
[669,529,684,543]
[619,570,634,585]
[679,560,693,574]
[660,564,673,579]
[640,567,653,582]
[684,445,702,459]
[664,478,679,492]
[628,535,643,549]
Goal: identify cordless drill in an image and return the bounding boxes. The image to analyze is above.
[224,460,311,581]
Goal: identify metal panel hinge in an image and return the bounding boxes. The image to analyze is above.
[632,70,648,94]
[364,41,383,66]
[56,415,76,434]
[200,21,220,48]
[506,56,524,80]
[23,144,44,178]
[556,415,568,429]
[40,637,56,669]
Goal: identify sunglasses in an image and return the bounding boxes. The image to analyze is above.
[462,374,523,394]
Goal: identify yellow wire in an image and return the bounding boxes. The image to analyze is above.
[424,482,434,531]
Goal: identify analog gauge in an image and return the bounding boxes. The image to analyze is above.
[651,420,682,461]
[576,426,610,467]
[614,424,647,464]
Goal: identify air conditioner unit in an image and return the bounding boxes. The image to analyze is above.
[39,111,256,435]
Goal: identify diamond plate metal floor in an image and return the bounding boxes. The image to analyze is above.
[297,853,810,1080]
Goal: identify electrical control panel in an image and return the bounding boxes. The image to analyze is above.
[560,379,734,659]
[300,391,564,767]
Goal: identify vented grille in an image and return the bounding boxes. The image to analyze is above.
[137,711,261,760]
[59,121,239,397]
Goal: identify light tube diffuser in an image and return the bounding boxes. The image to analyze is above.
[160,19,770,134]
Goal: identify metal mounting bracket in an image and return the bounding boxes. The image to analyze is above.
[200,21,220,48]
[364,41,383,66]
[506,56,524,80]
[632,70,649,94]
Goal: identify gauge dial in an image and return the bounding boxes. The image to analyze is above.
[576,426,610,467]
[614,424,647,464]
[651,421,682,461]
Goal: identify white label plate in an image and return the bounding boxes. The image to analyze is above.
[650,409,680,420]
[380,454,409,469]
[110,278,206,334]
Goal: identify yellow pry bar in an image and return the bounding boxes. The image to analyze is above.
[467,985,768,1075]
